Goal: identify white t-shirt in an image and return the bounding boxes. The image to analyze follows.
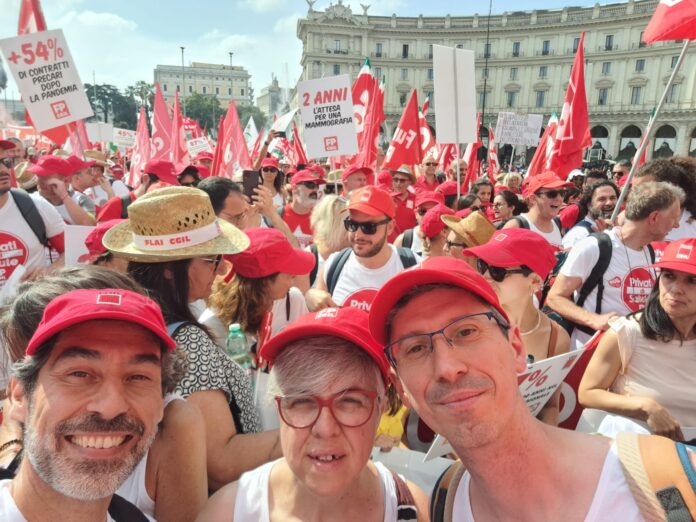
[666,210,696,241]
[0,192,64,291]
[519,212,563,249]
[87,181,129,207]
[0,479,116,521]
[562,217,596,250]
[323,245,419,311]
[452,443,642,521]
[271,287,308,334]
[560,228,656,350]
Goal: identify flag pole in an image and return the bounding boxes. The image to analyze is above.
[451,49,462,200]
[610,39,691,222]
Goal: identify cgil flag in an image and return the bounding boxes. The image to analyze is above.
[151,83,172,160]
[18,0,47,34]
[292,121,309,166]
[383,89,422,170]
[462,112,482,192]
[527,114,559,177]
[487,127,500,180]
[126,106,151,188]
[170,91,189,164]
[643,0,696,43]
[352,58,378,154]
[215,100,253,179]
[243,117,258,150]
[351,77,385,172]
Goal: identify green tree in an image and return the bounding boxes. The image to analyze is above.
[125,81,154,118]
[185,93,222,133]
[84,83,137,129]
[236,104,267,131]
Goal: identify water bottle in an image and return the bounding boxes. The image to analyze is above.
[226,323,253,369]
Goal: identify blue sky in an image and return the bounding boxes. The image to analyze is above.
[0,0,610,99]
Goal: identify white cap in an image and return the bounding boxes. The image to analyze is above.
[567,169,584,181]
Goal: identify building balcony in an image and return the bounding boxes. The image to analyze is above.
[506,51,524,58]
[536,49,554,56]
[371,51,385,58]
[598,45,619,52]
[477,53,495,59]
[325,48,350,55]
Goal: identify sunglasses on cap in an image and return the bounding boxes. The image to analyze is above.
[343,217,391,235]
[476,259,532,282]
[535,189,562,199]
[299,181,319,190]
[262,167,278,173]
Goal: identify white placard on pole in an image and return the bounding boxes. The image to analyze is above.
[433,45,477,145]
[297,74,358,159]
[64,224,94,266]
[86,122,113,144]
[271,109,298,133]
[112,127,136,149]
[494,112,544,147]
[186,136,212,157]
[0,29,93,132]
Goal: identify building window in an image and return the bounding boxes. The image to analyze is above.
[539,65,548,79]
[507,91,517,108]
[202,86,206,94]
[216,87,219,95]
[598,87,609,105]
[335,39,341,51]
[639,31,646,48]
[535,90,546,108]
[512,41,520,57]
[428,44,433,59]
[333,64,340,75]
[671,55,679,68]
[482,67,489,79]
[635,59,645,72]
[399,93,407,106]
[456,44,464,49]
[605,34,614,50]
[163,84,167,92]
[510,67,518,80]
[666,84,678,103]
[484,43,491,58]
[601,62,611,75]
[228,88,231,95]
[375,66,382,78]
[542,40,550,55]
[400,68,408,80]
[427,68,433,80]
[188,85,192,93]
[573,37,580,53]
[402,44,409,59]
[241,88,245,96]
[376,42,382,57]
[176,85,180,92]
[630,86,642,105]
[479,92,487,107]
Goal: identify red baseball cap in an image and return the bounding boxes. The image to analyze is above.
[0,140,17,150]
[83,219,125,262]
[193,151,214,162]
[347,186,395,219]
[27,155,73,177]
[435,180,461,197]
[342,165,373,183]
[415,191,445,209]
[196,165,211,178]
[369,256,509,345]
[308,164,326,178]
[462,228,558,280]
[66,155,96,174]
[649,238,696,276]
[143,159,179,185]
[376,169,393,186]
[259,307,390,383]
[421,204,455,239]
[291,169,325,186]
[523,171,572,197]
[25,288,177,355]
[260,157,280,170]
[228,227,315,278]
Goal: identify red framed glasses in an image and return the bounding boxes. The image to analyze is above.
[275,389,378,429]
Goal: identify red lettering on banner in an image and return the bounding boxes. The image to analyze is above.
[302,92,310,107]
[0,232,29,289]
[144,239,164,247]
[169,236,191,245]
[621,267,654,312]
[313,88,349,105]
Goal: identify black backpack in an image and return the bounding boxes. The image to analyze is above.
[326,247,418,295]
[10,189,48,247]
[402,228,414,249]
[309,243,319,287]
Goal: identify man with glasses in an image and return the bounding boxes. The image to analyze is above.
[390,165,417,242]
[611,159,631,184]
[368,256,648,521]
[414,154,441,193]
[283,169,326,248]
[306,186,417,312]
[503,171,571,248]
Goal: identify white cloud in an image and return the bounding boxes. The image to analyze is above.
[273,13,300,34]
[237,0,286,13]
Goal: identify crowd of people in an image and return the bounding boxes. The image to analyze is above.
[0,134,694,521]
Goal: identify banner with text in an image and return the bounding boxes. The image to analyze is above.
[494,112,544,147]
[298,74,358,158]
[113,127,136,149]
[186,136,212,157]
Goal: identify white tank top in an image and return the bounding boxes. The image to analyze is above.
[234,459,400,521]
[519,213,563,249]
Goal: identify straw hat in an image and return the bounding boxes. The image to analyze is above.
[103,186,250,262]
[14,161,37,190]
[84,149,110,168]
[441,212,496,248]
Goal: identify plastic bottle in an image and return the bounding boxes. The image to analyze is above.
[226,323,253,369]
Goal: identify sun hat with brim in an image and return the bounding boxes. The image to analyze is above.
[103,186,250,262]
[260,307,390,383]
[25,288,176,355]
[14,161,37,190]
[27,155,73,177]
[391,165,416,184]
[229,227,316,278]
[84,149,110,168]
[326,169,343,185]
[441,212,496,249]
[462,228,558,280]
[649,238,696,276]
[369,256,509,345]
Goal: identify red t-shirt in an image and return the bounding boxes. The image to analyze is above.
[414,176,440,193]
[559,203,580,231]
[391,193,417,242]
[282,204,314,248]
[97,191,136,222]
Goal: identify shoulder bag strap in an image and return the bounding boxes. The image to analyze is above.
[309,243,319,286]
[397,247,418,269]
[403,228,414,249]
[389,469,418,521]
[326,247,352,296]
[10,189,48,246]
[107,494,150,522]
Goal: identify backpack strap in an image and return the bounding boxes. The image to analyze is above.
[553,216,563,236]
[511,215,530,229]
[576,219,595,233]
[430,461,466,522]
[10,189,48,246]
[647,243,656,264]
[389,469,419,521]
[326,247,352,296]
[617,433,696,521]
[397,247,418,269]
[119,194,132,219]
[573,233,613,336]
[285,291,291,321]
[108,494,150,522]
[308,243,319,287]
[402,228,414,249]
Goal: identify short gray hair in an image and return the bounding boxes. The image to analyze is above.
[625,181,685,221]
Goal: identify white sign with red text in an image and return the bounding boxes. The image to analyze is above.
[298,74,358,158]
[113,127,136,149]
[186,137,212,157]
[0,29,93,131]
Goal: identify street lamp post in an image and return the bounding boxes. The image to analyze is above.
[181,46,186,116]
[229,52,233,103]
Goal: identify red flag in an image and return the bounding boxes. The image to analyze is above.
[216,100,252,178]
[170,92,189,163]
[462,113,482,192]
[67,119,90,157]
[384,89,422,169]
[487,127,500,180]
[547,33,591,180]
[422,96,430,117]
[250,127,264,161]
[183,117,202,139]
[352,79,384,171]
[151,83,172,160]
[643,0,696,43]
[18,0,46,34]
[292,121,309,165]
[126,106,151,188]
[418,105,436,158]
[210,116,225,178]
[437,143,458,173]
[352,59,378,153]
[527,116,559,177]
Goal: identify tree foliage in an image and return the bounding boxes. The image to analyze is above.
[84,83,137,129]
[184,93,222,133]
[236,104,267,131]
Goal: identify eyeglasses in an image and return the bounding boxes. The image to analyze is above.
[220,209,247,225]
[535,190,561,199]
[299,181,319,190]
[492,202,508,209]
[446,240,466,249]
[180,181,198,187]
[392,177,410,184]
[262,167,278,173]
[343,217,391,235]
[0,157,13,169]
[200,254,223,271]
[476,259,532,282]
[469,206,482,212]
[425,162,438,167]
[384,311,510,368]
[275,389,379,429]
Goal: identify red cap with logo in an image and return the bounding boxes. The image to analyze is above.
[228,227,315,278]
[27,155,73,177]
[0,140,17,150]
[259,307,390,383]
[66,155,96,174]
[25,288,177,355]
[462,228,558,280]
[341,165,373,183]
[523,171,572,197]
[649,238,696,276]
[81,219,125,263]
[415,191,445,209]
[421,204,456,239]
[347,186,395,219]
[193,151,214,162]
[369,256,509,345]
[291,169,326,186]
[260,157,280,170]
[143,159,179,185]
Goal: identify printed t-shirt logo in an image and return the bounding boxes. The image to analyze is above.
[343,288,377,312]
[608,276,622,288]
[0,232,29,288]
[622,267,654,312]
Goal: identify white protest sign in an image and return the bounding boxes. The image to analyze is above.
[186,137,212,157]
[298,74,358,158]
[271,108,298,133]
[86,122,113,144]
[0,29,93,132]
[494,112,544,147]
[433,45,477,144]
[113,127,136,149]
[64,224,94,266]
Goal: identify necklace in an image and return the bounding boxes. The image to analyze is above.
[618,229,654,279]
[520,312,542,336]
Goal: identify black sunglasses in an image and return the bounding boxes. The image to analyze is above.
[262,167,278,173]
[536,189,561,199]
[417,208,429,216]
[476,259,532,282]
[343,217,391,235]
[425,162,438,167]
[299,181,319,190]
[446,240,466,249]
[0,157,14,169]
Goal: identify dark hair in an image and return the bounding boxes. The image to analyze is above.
[443,194,457,209]
[261,167,285,193]
[455,194,481,211]
[638,273,695,343]
[495,190,525,215]
[197,176,242,215]
[578,180,619,216]
[617,159,632,168]
[470,179,494,202]
[637,158,696,217]
[563,187,582,204]
[585,169,607,183]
